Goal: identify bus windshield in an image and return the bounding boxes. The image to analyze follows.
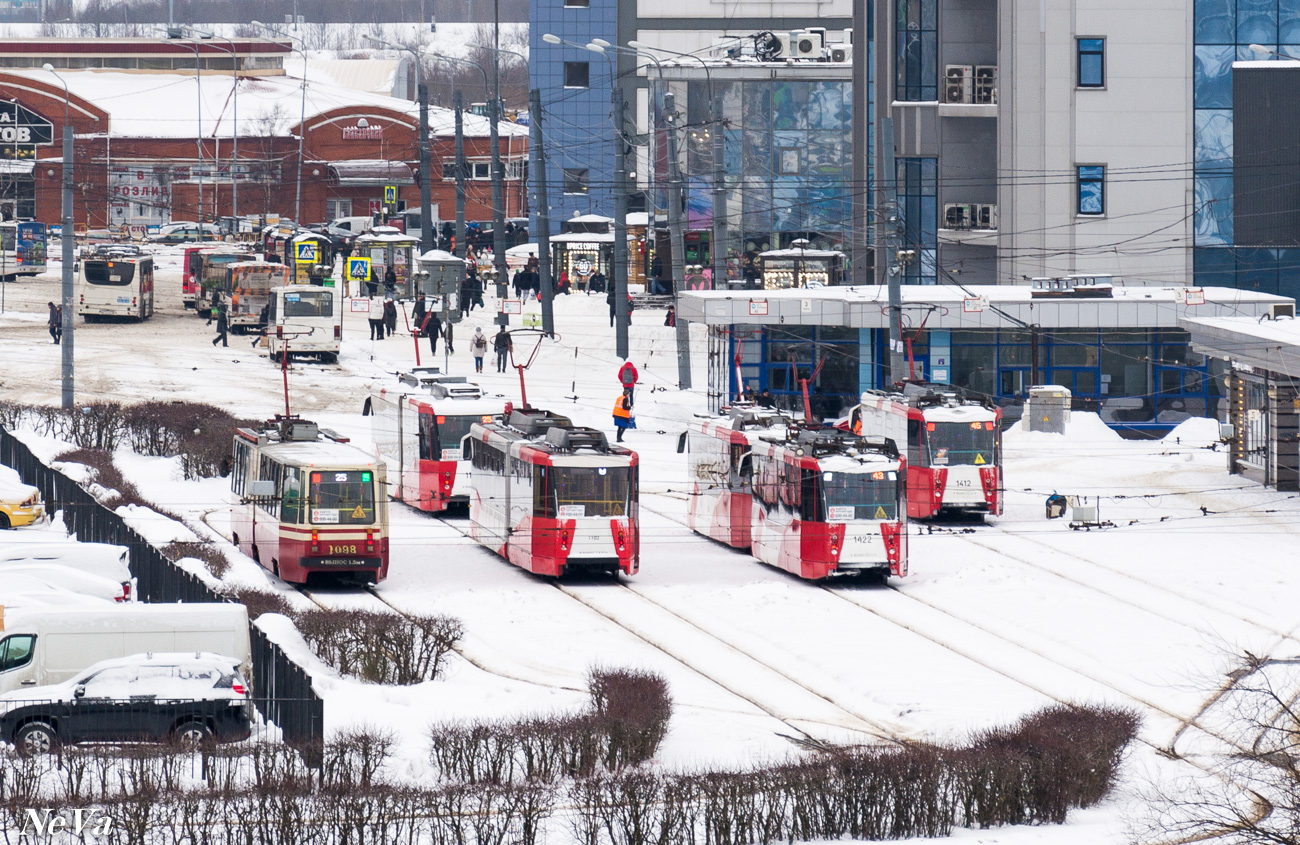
[551,465,634,518]
[308,470,376,525]
[926,421,998,467]
[820,470,899,521]
[0,225,14,252]
[84,260,136,286]
[282,290,333,318]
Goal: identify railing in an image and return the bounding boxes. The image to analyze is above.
[0,427,325,754]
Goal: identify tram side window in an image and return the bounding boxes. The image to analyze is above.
[907,420,923,467]
[754,455,779,510]
[799,469,820,522]
[231,441,249,495]
[471,442,504,474]
[259,456,282,516]
[730,443,751,491]
[419,412,438,461]
[534,466,553,518]
[281,467,304,524]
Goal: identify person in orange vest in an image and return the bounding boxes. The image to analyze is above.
[612,389,635,443]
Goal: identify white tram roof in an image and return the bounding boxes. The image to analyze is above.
[679,284,1291,330]
[255,439,379,467]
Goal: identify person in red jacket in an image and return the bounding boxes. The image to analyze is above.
[618,360,638,402]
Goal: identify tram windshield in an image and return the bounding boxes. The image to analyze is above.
[925,421,998,467]
[549,465,634,518]
[438,414,488,453]
[819,470,899,521]
[282,289,334,318]
[84,260,136,286]
[307,470,376,524]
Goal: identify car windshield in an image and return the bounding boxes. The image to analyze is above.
[925,421,998,467]
[282,290,333,318]
[308,470,376,525]
[820,470,900,521]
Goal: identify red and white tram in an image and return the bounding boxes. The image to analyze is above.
[465,407,639,578]
[367,368,507,512]
[230,416,390,584]
[850,384,1002,519]
[751,428,907,580]
[686,406,793,550]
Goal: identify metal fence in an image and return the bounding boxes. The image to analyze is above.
[0,427,324,753]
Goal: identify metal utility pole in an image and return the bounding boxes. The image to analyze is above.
[851,0,871,286]
[881,117,905,383]
[710,86,726,292]
[491,0,508,326]
[664,92,690,389]
[530,87,554,337]
[60,122,73,410]
[454,92,466,258]
[417,79,432,254]
[612,84,629,360]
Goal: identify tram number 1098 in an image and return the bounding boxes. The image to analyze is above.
[326,544,359,555]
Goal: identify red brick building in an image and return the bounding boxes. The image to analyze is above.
[0,38,527,231]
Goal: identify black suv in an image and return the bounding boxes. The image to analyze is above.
[0,653,253,756]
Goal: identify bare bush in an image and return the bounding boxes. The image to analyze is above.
[587,667,672,770]
[55,447,148,509]
[295,607,462,685]
[165,540,231,578]
[221,586,296,620]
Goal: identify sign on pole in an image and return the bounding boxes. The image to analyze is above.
[346,257,372,283]
[500,299,522,315]
[383,185,397,205]
[963,296,989,313]
[294,241,318,264]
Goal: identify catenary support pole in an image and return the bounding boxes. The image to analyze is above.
[711,85,726,293]
[454,92,466,258]
[665,93,690,389]
[530,88,554,337]
[491,0,508,326]
[612,84,629,360]
[60,123,73,410]
[882,117,905,384]
[417,80,433,254]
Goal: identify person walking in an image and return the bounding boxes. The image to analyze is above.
[664,304,676,327]
[420,308,442,355]
[492,326,512,373]
[46,302,60,344]
[383,299,398,338]
[617,360,639,402]
[471,326,488,373]
[444,319,455,354]
[383,266,397,298]
[368,294,386,341]
[211,301,229,347]
[607,285,617,328]
[612,389,635,443]
[206,293,221,325]
[411,296,427,333]
[367,267,379,297]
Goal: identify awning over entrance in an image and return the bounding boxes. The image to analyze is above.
[326,160,414,187]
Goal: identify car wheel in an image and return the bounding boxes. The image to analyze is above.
[15,722,56,757]
[172,721,212,751]
[0,513,10,530]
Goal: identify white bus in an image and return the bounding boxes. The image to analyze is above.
[0,221,47,280]
[76,247,154,321]
[267,285,340,363]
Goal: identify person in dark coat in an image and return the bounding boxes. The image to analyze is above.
[211,302,229,347]
[589,270,606,295]
[383,266,397,298]
[470,270,485,311]
[383,299,398,337]
[420,309,442,355]
[411,296,427,333]
[607,285,617,328]
[493,327,512,373]
[664,304,676,327]
[46,302,60,344]
[367,267,379,297]
[513,269,526,298]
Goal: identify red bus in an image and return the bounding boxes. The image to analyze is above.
[229,417,389,585]
[367,369,507,512]
[850,384,1002,519]
[466,407,639,578]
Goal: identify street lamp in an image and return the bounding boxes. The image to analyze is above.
[252,21,308,224]
[362,34,433,255]
[42,63,74,410]
[188,28,240,229]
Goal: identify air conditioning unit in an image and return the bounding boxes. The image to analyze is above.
[943,203,974,229]
[973,204,998,230]
[792,29,825,57]
[945,65,973,104]
[828,44,853,63]
[974,66,998,104]
[769,32,791,60]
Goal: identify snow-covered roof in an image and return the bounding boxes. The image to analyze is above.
[680,284,1293,330]
[1180,314,1300,377]
[3,68,526,140]
[302,57,404,98]
[758,247,845,259]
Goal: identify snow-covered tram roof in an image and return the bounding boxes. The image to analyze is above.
[758,427,901,468]
[861,384,1000,421]
[236,421,379,468]
[475,408,636,460]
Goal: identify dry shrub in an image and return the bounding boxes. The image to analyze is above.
[55,447,147,509]
[587,667,672,770]
[295,607,462,685]
[220,586,295,620]
[164,540,231,578]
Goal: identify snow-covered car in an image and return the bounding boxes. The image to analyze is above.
[0,565,128,602]
[0,581,109,610]
[0,652,252,756]
[0,465,44,529]
[0,542,132,596]
[146,222,222,244]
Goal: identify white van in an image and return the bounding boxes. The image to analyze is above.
[267,285,341,364]
[0,604,251,694]
[329,216,374,235]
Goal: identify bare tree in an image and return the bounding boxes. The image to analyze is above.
[1136,654,1300,844]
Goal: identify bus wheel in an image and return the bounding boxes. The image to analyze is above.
[270,352,281,364]
[251,545,260,564]
[322,353,338,364]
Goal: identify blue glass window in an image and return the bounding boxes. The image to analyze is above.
[1077,166,1105,215]
[1194,45,1235,108]
[1238,0,1278,45]
[897,0,938,100]
[1196,0,1236,43]
[1194,173,1234,245]
[1078,39,1105,87]
[897,157,938,284]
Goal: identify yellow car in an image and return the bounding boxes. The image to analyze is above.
[0,466,44,529]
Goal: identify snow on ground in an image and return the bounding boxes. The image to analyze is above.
[3,250,1299,842]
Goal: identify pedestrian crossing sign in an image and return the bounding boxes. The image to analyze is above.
[295,241,317,264]
[346,257,371,282]
[384,185,397,204]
